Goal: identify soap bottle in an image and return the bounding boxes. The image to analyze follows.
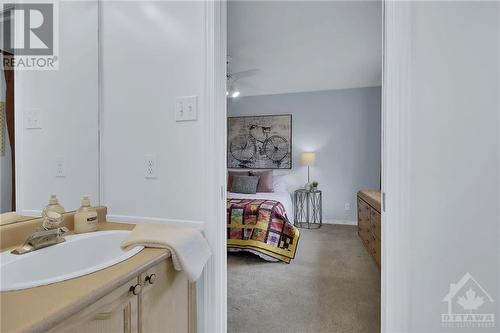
[43,194,65,216]
[74,195,98,233]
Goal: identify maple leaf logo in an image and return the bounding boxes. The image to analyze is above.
[457,288,485,312]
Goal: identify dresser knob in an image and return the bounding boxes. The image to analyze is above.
[130,283,142,295]
[145,274,156,285]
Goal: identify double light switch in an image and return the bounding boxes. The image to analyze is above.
[175,96,198,122]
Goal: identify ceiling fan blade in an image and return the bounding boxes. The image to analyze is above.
[230,69,259,79]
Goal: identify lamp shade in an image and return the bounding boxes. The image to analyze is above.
[300,152,316,166]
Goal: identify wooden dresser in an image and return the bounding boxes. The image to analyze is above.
[357,190,381,268]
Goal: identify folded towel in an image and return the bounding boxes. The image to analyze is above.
[121,223,211,282]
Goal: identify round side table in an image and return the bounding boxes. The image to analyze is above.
[294,189,322,229]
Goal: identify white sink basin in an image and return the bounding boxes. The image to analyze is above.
[0,230,143,292]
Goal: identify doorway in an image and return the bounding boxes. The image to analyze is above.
[224,1,383,332]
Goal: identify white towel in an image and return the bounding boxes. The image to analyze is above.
[121,223,211,282]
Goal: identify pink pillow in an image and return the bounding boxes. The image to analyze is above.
[250,170,274,192]
[228,170,250,191]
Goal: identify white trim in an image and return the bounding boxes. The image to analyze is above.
[19,209,42,217]
[14,78,23,213]
[322,219,357,226]
[97,0,104,205]
[203,1,227,332]
[381,1,413,332]
[106,214,204,230]
[13,18,24,213]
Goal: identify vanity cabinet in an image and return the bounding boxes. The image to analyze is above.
[49,259,194,333]
[139,260,189,333]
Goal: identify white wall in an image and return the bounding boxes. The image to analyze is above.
[384,1,500,332]
[228,87,381,223]
[100,2,208,329]
[15,1,99,214]
[228,0,382,96]
[100,1,206,224]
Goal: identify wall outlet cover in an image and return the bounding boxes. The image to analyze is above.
[25,108,42,129]
[55,158,66,178]
[144,154,158,179]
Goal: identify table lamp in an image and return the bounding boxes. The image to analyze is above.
[300,152,316,185]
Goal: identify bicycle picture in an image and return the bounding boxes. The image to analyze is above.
[228,115,292,169]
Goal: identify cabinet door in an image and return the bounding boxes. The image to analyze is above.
[49,278,140,333]
[139,260,190,333]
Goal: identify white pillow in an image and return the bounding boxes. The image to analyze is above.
[273,174,290,193]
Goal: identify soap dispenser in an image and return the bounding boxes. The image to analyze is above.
[43,194,65,216]
[74,195,98,233]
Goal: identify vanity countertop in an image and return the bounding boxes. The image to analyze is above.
[0,222,171,333]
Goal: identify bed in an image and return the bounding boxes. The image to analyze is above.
[227,190,300,263]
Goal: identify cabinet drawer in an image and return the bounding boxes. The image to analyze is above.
[48,277,140,333]
[370,208,381,239]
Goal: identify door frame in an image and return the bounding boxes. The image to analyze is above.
[205,1,413,332]
[203,0,227,332]
[381,1,412,332]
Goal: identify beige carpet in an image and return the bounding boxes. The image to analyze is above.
[228,224,381,333]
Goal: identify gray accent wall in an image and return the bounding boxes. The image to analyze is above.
[228,87,381,222]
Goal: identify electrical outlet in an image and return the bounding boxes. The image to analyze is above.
[55,158,65,177]
[144,154,157,179]
[25,108,42,129]
[344,203,351,211]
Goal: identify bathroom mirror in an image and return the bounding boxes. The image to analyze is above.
[0,0,100,222]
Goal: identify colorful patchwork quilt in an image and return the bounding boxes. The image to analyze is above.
[227,199,300,263]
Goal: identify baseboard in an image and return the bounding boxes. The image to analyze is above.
[106,214,205,230]
[323,219,357,226]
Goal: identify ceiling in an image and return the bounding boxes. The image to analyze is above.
[228,0,382,97]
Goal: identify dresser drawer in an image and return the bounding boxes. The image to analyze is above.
[372,235,381,268]
[357,191,382,270]
[370,208,381,239]
[359,222,372,248]
[358,198,371,221]
[358,212,371,236]
[357,198,371,235]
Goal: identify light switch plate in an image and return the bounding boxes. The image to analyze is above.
[175,96,198,122]
[25,108,42,129]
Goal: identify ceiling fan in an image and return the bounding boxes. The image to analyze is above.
[226,56,258,98]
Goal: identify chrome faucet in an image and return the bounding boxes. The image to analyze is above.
[11,211,69,255]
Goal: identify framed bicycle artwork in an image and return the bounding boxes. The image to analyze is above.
[228,114,292,169]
